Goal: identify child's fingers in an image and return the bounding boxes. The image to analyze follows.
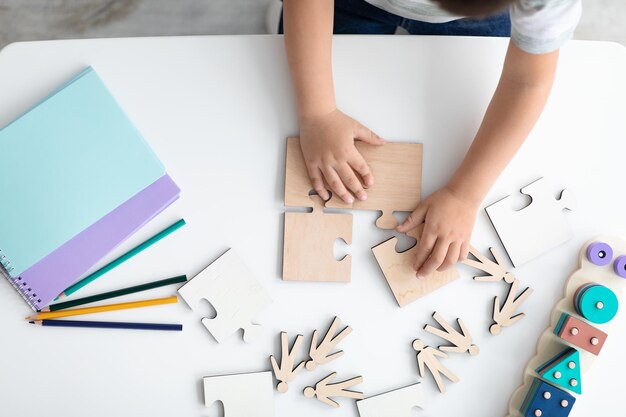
[397,205,427,233]
[412,229,437,274]
[321,166,354,204]
[348,153,374,188]
[336,164,367,201]
[354,122,385,145]
[306,164,329,200]
[437,240,461,272]
[417,239,450,278]
[459,241,470,262]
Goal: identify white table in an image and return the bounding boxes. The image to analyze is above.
[0,35,625,417]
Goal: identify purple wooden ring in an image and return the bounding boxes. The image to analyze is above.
[614,255,626,279]
[587,242,613,266]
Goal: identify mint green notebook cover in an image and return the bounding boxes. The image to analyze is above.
[0,67,165,277]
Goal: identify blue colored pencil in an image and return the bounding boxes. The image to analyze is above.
[29,319,182,331]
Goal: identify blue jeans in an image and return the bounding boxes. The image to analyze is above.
[278,0,511,36]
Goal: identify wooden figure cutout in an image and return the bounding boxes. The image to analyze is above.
[372,225,460,307]
[303,372,364,408]
[270,332,306,393]
[412,339,459,393]
[491,279,533,335]
[283,195,352,282]
[424,312,479,356]
[306,316,352,370]
[462,246,516,284]
[285,137,423,229]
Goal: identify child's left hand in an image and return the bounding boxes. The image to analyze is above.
[396,186,478,278]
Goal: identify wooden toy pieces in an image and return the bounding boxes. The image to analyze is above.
[536,348,582,395]
[306,316,352,371]
[270,332,306,393]
[304,372,364,408]
[462,246,516,283]
[285,137,423,229]
[491,278,533,335]
[203,371,274,417]
[554,313,607,355]
[283,194,352,282]
[372,225,460,307]
[574,283,618,324]
[412,339,459,393]
[520,378,576,417]
[178,249,272,343]
[356,383,425,417]
[424,312,479,356]
[485,177,576,266]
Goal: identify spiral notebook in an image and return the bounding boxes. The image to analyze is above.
[0,67,180,310]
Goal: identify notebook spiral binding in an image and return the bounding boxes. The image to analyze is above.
[0,249,40,311]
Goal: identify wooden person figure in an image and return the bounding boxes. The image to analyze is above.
[412,339,459,393]
[491,278,534,335]
[424,312,479,356]
[306,316,352,371]
[303,372,364,408]
[462,246,516,283]
[270,332,305,393]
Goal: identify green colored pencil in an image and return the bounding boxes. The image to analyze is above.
[57,219,186,299]
[42,275,187,312]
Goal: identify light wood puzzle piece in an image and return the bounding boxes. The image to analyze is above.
[491,278,533,335]
[372,226,460,307]
[507,237,626,417]
[178,249,272,343]
[412,339,459,394]
[306,316,352,371]
[424,312,479,356]
[270,331,305,393]
[356,383,425,417]
[304,372,364,408]
[462,246,516,283]
[283,195,352,282]
[203,371,274,417]
[285,137,422,229]
[485,177,576,267]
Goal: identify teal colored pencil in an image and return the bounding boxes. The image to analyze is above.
[57,219,186,299]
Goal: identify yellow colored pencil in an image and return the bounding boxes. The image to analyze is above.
[26,296,178,321]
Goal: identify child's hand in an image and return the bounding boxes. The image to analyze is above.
[299,109,385,203]
[396,186,478,278]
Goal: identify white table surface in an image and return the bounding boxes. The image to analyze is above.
[0,35,625,417]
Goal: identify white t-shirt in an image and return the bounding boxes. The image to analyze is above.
[364,0,582,54]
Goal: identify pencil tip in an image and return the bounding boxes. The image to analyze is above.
[28,321,34,324]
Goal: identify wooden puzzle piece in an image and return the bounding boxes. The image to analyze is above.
[536,348,582,395]
[270,332,305,393]
[520,378,575,417]
[485,178,576,267]
[554,313,607,355]
[356,383,424,417]
[372,226,460,308]
[284,137,423,229]
[203,371,274,417]
[306,316,352,371]
[462,246,516,283]
[491,278,533,335]
[574,283,618,324]
[303,372,364,408]
[424,312,479,356]
[178,249,272,343]
[412,339,459,394]
[283,195,352,282]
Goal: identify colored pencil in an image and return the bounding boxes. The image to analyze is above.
[42,275,187,312]
[57,219,186,299]
[29,320,182,331]
[26,296,178,321]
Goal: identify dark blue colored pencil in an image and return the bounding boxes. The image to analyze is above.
[29,319,182,331]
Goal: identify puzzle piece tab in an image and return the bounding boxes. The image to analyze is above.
[178,249,272,343]
[283,195,352,282]
[520,378,575,417]
[203,371,274,417]
[554,313,608,355]
[356,383,424,417]
[485,178,576,266]
[537,348,582,395]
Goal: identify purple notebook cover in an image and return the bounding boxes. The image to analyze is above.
[10,175,180,310]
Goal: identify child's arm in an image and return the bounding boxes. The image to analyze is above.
[397,41,559,277]
[283,0,385,204]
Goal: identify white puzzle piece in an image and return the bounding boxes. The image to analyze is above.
[485,178,576,267]
[178,248,272,343]
[356,383,424,417]
[203,371,274,417]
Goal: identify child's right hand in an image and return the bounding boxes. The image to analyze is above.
[299,109,385,203]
